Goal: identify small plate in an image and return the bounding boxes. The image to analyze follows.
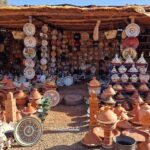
[23,23,36,36]
[24,59,35,68]
[23,47,36,59]
[24,36,36,47]
[24,67,35,80]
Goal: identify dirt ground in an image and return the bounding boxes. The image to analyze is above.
[11,83,105,150]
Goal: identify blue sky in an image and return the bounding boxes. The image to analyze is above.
[8,0,150,6]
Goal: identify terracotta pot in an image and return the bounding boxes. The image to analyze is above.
[22,103,36,116]
[113,84,123,91]
[0,75,8,84]
[117,120,132,129]
[125,83,136,92]
[104,85,116,97]
[14,90,27,107]
[3,79,16,92]
[114,104,126,117]
[139,83,149,92]
[29,88,42,107]
[132,95,144,105]
[145,92,150,104]
[131,91,139,100]
[139,103,150,128]
[96,106,118,124]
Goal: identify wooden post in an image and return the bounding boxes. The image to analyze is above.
[89,91,99,128]
[5,92,16,123]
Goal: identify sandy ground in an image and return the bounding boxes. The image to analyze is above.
[11,83,105,150]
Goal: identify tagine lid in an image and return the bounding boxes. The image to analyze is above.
[113,84,123,91]
[111,54,122,64]
[132,95,144,104]
[136,53,147,65]
[23,103,36,114]
[115,92,124,100]
[19,83,27,91]
[125,55,134,64]
[88,77,101,87]
[111,66,118,73]
[125,83,136,91]
[114,104,126,116]
[128,64,138,73]
[81,130,101,147]
[139,83,149,92]
[29,88,42,100]
[96,106,118,124]
[105,85,116,96]
[14,90,27,100]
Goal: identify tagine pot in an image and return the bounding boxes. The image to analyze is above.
[14,90,27,108]
[29,88,42,107]
[22,103,36,116]
[114,104,126,117]
[104,85,116,97]
[145,92,150,104]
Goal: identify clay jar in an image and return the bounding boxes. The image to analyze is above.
[3,80,16,92]
[139,103,150,129]
[29,88,42,107]
[104,85,116,98]
[14,90,27,108]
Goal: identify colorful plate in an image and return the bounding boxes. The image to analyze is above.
[43,90,60,107]
[125,23,140,37]
[24,67,35,80]
[14,117,42,147]
[122,37,139,49]
[23,47,36,59]
[24,36,36,47]
[24,58,35,68]
[122,47,137,59]
[23,23,36,36]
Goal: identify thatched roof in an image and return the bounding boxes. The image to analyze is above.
[0,5,150,31]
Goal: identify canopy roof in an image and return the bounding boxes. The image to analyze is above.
[0,5,150,31]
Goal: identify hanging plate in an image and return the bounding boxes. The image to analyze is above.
[40,65,47,71]
[14,116,42,147]
[24,59,35,68]
[23,47,36,59]
[41,40,48,46]
[41,52,48,58]
[24,67,35,80]
[122,47,137,60]
[125,23,140,37]
[23,23,36,36]
[43,90,60,107]
[24,36,36,47]
[41,46,48,52]
[40,58,47,65]
[122,37,139,49]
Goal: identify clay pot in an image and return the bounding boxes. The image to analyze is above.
[88,77,101,87]
[139,83,149,92]
[117,120,132,129]
[113,84,123,91]
[115,92,124,100]
[139,103,150,128]
[82,130,101,146]
[14,90,27,107]
[96,106,118,124]
[131,90,139,100]
[104,85,116,97]
[29,88,42,107]
[22,103,36,116]
[138,141,150,150]
[125,83,136,92]
[0,75,8,84]
[114,104,126,117]
[132,95,144,104]
[19,83,27,91]
[16,110,22,121]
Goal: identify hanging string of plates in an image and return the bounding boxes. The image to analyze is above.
[23,16,36,81]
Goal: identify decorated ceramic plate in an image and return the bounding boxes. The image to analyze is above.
[41,24,48,33]
[43,90,60,107]
[23,47,36,59]
[122,37,139,49]
[41,46,48,52]
[24,58,35,68]
[24,67,35,80]
[40,58,47,65]
[122,47,137,59]
[40,65,47,71]
[24,36,36,47]
[14,117,43,147]
[125,23,140,37]
[41,52,48,58]
[41,40,48,46]
[23,23,36,36]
